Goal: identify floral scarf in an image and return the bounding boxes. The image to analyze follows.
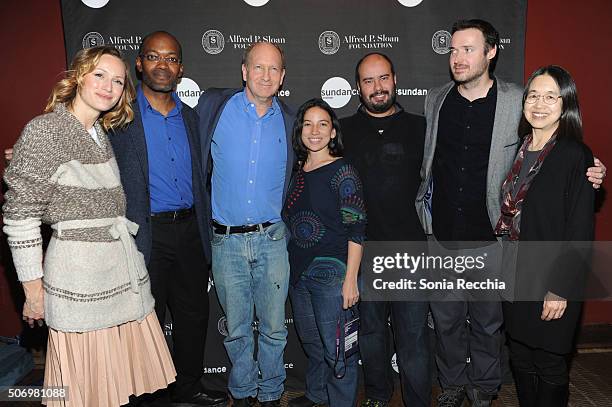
[494,133,557,240]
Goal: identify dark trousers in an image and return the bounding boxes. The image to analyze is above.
[508,337,569,386]
[149,213,209,397]
[359,300,431,406]
[430,301,503,394]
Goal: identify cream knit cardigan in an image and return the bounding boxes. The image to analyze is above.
[3,104,154,332]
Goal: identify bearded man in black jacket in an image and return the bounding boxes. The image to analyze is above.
[342,53,430,407]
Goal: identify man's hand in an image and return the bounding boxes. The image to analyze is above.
[587,157,606,189]
[4,147,13,166]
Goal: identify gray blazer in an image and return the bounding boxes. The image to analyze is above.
[415,78,523,235]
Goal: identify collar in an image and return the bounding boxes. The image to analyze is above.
[53,103,106,141]
[136,85,183,116]
[53,102,75,119]
[452,77,498,104]
[239,88,280,116]
[357,102,404,118]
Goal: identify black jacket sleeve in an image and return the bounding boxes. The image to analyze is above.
[548,142,594,299]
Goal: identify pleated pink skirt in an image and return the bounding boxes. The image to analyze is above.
[42,312,176,407]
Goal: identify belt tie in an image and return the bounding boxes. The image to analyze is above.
[52,216,142,293]
[108,217,141,293]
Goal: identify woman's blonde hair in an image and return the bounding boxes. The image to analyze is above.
[44,45,135,131]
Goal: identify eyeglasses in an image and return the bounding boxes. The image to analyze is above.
[140,54,181,65]
[525,94,561,105]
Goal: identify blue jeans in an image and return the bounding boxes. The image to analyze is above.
[289,257,359,407]
[358,300,431,406]
[211,222,289,401]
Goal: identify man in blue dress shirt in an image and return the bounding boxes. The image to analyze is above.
[196,42,295,407]
[110,31,226,406]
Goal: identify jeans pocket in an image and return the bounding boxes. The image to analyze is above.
[264,222,287,241]
[304,257,346,286]
[211,232,227,246]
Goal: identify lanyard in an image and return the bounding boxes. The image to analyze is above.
[333,308,359,379]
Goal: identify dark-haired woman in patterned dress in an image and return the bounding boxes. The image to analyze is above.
[283,98,366,407]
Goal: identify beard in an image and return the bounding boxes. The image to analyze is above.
[361,86,397,114]
[452,59,489,86]
[141,69,176,93]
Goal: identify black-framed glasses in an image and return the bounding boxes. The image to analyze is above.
[140,54,181,65]
[525,94,561,105]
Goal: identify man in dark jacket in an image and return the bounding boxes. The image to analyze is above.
[341,53,431,407]
[110,31,226,406]
[195,42,295,407]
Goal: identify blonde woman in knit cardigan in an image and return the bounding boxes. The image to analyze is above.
[3,46,175,406]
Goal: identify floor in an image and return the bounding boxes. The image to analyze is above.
[3,325,612,406]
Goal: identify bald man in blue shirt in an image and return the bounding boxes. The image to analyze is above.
[196,42,295,407]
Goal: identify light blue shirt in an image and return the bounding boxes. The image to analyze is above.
[211,90,287,225]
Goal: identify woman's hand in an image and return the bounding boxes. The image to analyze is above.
[342,276,359,310]
[22,279,44,327]
[343,241,362,310]
[541,291,566,321]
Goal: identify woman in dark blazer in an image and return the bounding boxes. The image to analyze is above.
[495,65,594,407]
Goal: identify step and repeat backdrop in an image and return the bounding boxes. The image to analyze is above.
[61,0,527,391]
